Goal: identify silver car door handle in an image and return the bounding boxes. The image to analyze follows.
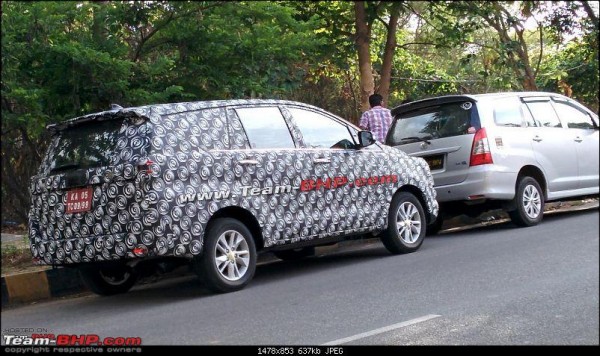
[238,159,258,165]
[313,158,331,164]
[574,137,583,143]
[532,136,543,142]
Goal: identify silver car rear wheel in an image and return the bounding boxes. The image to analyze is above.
[522,184,542,220]
[509,176,545,227]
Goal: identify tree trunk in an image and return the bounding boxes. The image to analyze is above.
[379,7,400,106]
[580,1,598,30]
[483,11,539,91]
[521,69,538,90]
[91,1,109,44]
[515,30,538,91]
[354,1,374,112]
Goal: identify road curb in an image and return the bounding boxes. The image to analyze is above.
[1,268,85,307]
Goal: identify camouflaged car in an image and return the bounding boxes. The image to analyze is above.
[28,99,438,294]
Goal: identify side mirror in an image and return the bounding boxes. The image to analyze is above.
[357,130,376,148]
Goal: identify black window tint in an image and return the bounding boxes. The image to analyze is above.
[46,119,123,174]
[289,108,354,149]
[553,102,595,129]
[493,97,524,127]
[390,102,472,145]
[236,107,295,149]
[524,101,562,128]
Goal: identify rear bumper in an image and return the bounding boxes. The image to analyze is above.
[29,232,198,266]
[434,165,518,202]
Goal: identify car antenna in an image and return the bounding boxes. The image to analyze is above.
[110,103,123,110]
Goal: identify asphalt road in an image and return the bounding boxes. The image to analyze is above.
[2,209,598,345]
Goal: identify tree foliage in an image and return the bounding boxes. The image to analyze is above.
[1,0,598,223]
[1,1,325,221]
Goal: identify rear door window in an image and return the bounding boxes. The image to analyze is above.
[236,107,295,149]
[389,102,473,145]
[524,101,562,128]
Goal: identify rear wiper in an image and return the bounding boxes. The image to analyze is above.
[400,136,432,144]
[50,163,81,174]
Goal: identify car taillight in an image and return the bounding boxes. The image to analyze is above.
[470,128,493,166]
[137,158,154,174]
[133,245,148,257]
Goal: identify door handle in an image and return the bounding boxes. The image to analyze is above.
[313,158,331,164]
[532,136,543,142]
[574,136,583,143]
[238,159,258,165]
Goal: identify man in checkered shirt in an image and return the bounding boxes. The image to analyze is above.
[359,93,393,143]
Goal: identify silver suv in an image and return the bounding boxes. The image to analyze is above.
[386,92,599,233]
[29,99,438,294]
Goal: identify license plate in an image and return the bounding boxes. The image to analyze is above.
[424,154,444,170]
[66,187,93,214]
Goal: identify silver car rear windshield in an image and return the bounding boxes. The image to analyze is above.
[388,102,473,145]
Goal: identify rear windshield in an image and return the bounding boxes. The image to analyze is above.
[45,119,123,174]
[388,102,474,145]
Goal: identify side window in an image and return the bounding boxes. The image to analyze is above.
[288,108,354,149]
[236,107,295,149]
[524,101,562,128]
[493,97,524,127]
[521,105,537,127]
[177,108,229,151]
[553,102,595,130]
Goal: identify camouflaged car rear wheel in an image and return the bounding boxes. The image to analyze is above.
[381,192,426,254]
[194,218,257,293]
[78,264,137,296]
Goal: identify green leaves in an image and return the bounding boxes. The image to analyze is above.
[539,38,598,111]
[1,0,598,223]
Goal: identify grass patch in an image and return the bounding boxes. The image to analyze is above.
[1,240,47,276]
[2,245,34,270]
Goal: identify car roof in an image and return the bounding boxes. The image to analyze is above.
[391,91,566,116]
[47,99,326,132]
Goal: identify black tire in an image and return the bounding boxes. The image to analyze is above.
[508,176,545,227]
[426,214,444,236]
[78,264,137,296]
[381,192,426,254]
[193,218,257,293]
[274,247,315,261]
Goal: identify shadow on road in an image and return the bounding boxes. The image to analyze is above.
[252,245,390,286]
[61,243,393,310]
[430,207,598,239]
